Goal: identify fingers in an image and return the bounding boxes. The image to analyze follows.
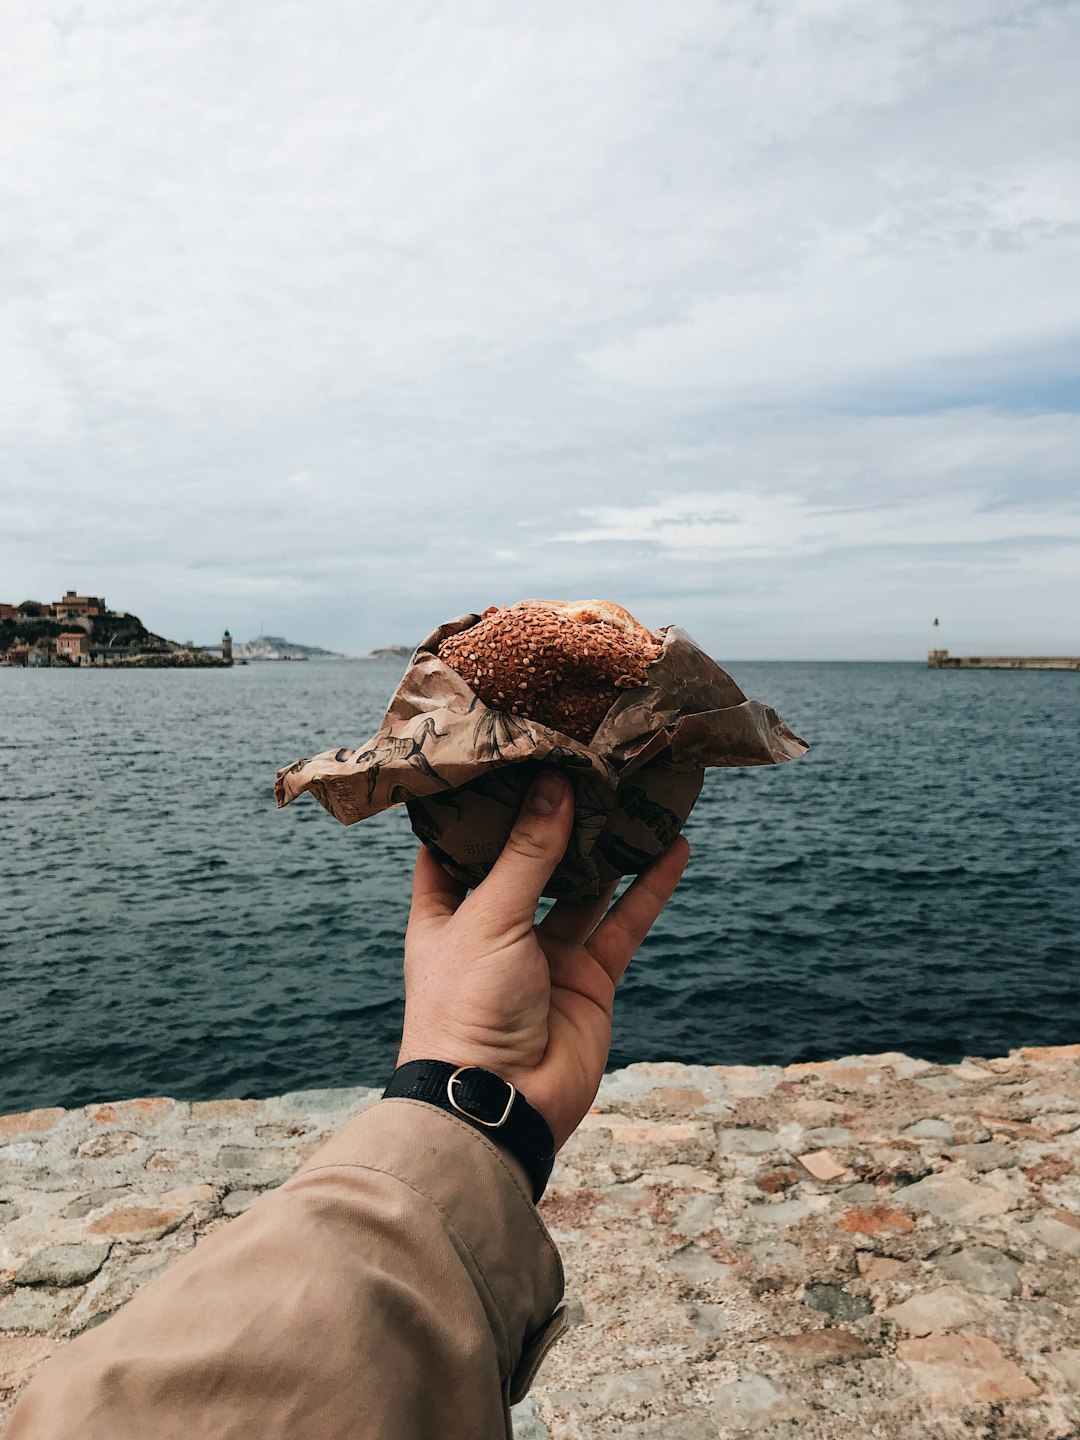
[476,771,573,928]
[538,880,619,947]
[409,844,468,924]
[587,836,690,984]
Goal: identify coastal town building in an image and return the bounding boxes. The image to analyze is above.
[51,590,105,619]
[56,632,90,664]
[1,588,232,668]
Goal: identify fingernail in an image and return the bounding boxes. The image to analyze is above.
[530,771,566,814]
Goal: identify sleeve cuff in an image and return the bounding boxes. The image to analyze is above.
[287,1097,565,1387]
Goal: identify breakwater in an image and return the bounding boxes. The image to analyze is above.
[3,1047,1080,1438]
[928,649,1080,671]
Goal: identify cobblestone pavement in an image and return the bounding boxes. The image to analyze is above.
[3,1047,1080,1438]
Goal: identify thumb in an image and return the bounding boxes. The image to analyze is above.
[478,770,573,926]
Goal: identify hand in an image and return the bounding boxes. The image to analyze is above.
[397,770,690,1149]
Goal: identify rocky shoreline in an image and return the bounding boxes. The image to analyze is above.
[3,1047,1080,1438]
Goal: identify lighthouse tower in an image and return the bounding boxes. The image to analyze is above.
[221,628,233,664]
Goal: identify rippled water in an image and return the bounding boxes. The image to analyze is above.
[3,660,1079,1114]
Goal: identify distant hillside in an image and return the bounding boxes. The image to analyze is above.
[1,608,172,656]
[235,634,346,660]
[364,645,413,660]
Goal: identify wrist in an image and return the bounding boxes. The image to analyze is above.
[383,1059,556,1203]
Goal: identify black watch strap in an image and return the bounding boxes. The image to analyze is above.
[384,1060,555,1203]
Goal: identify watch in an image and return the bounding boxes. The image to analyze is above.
[383,1059,555,1203]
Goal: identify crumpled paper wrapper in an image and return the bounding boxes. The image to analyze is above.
[275,613,808,899]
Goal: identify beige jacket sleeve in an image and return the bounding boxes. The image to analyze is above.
[6,1099,566,1440]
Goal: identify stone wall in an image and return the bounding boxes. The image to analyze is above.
[3,1047,1080,1438]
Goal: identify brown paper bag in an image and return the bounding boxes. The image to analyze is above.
[275,613,808,899]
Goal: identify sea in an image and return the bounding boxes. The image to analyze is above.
[2,660,1079,1116]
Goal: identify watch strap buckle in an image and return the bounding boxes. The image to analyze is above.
[446,1065,517,1128]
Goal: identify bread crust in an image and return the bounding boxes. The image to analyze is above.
[438,599,661,742]
[509,598,657,645]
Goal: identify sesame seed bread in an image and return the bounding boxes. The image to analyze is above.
[438,599,662,743]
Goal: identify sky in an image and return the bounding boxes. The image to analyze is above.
[1,0,1078,659]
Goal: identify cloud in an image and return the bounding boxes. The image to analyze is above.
[557,489,1080,561]
[582,244,1080,396]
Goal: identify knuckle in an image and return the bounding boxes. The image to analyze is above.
[504,825,553,863]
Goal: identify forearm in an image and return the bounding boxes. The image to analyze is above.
[6,1100,564,1440]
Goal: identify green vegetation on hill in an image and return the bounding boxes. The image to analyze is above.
[1,608,172,657]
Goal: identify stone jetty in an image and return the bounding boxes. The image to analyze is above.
[928,649,1080,671]
[3,1046,1080,1438]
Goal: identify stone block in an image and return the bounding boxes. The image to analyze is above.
[1036,1114,1080,1137]
[978,1114,1038,1137]
[587,1364,666,1405]
[947,1142,1018,1171]
[709,1373,804,1428]
[885,1285,986,1336]
[84,1201,193,1243]
[0,1143,38,1165]
[719,1065,784,1098]
[746,1199,810,1228]
[672,1193,722,1237]
[0,1289,77,1334]
[1027,1210,1080,1256]
[953,1062,993,1080]
[901,1119,955,1143]
[0,1335,54,1391]
[803,1283,872,1321]
[716,1127,779,1156]
[144,1150,201,1174]
[221,1190,260,1217]
[279,1086,380,1113]
[216,1146,272,1170]
[510,1396,549,1439]
[0,1109,65,1138]
[801,1126,856,1148]
[898,1173,1014,1223]
[770,1330,873,1366]
[890,1057,935,1078]
[1021,1155,1073,1183]
[190,1098,269,1120]
[667,1243,735,1286]
[797,1149,846,1182]
[16,1243,111,1287]
[938,1246,1021,1297]
[755,1168,798,1193]
[837,1204,915,1236]
[652,1086,707,1109]
[917,1074,964,1093]
[898,1333,1039,1407]
[857,1256,903,1281]
[1016,1091,1076,1115]
[748,1238,803,1274]
[603,1119,714,1167]
[599,1061,729,1104]
[644,1164,717,1189]
[621,1410,717,1439]
[77,1130,142,1159]
[63,1187,131,1219]
[1046,1349,1080,1391]
[1018,1044,1080,1063]
[685,1302,729,1339]
[87,1098,175,1125]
